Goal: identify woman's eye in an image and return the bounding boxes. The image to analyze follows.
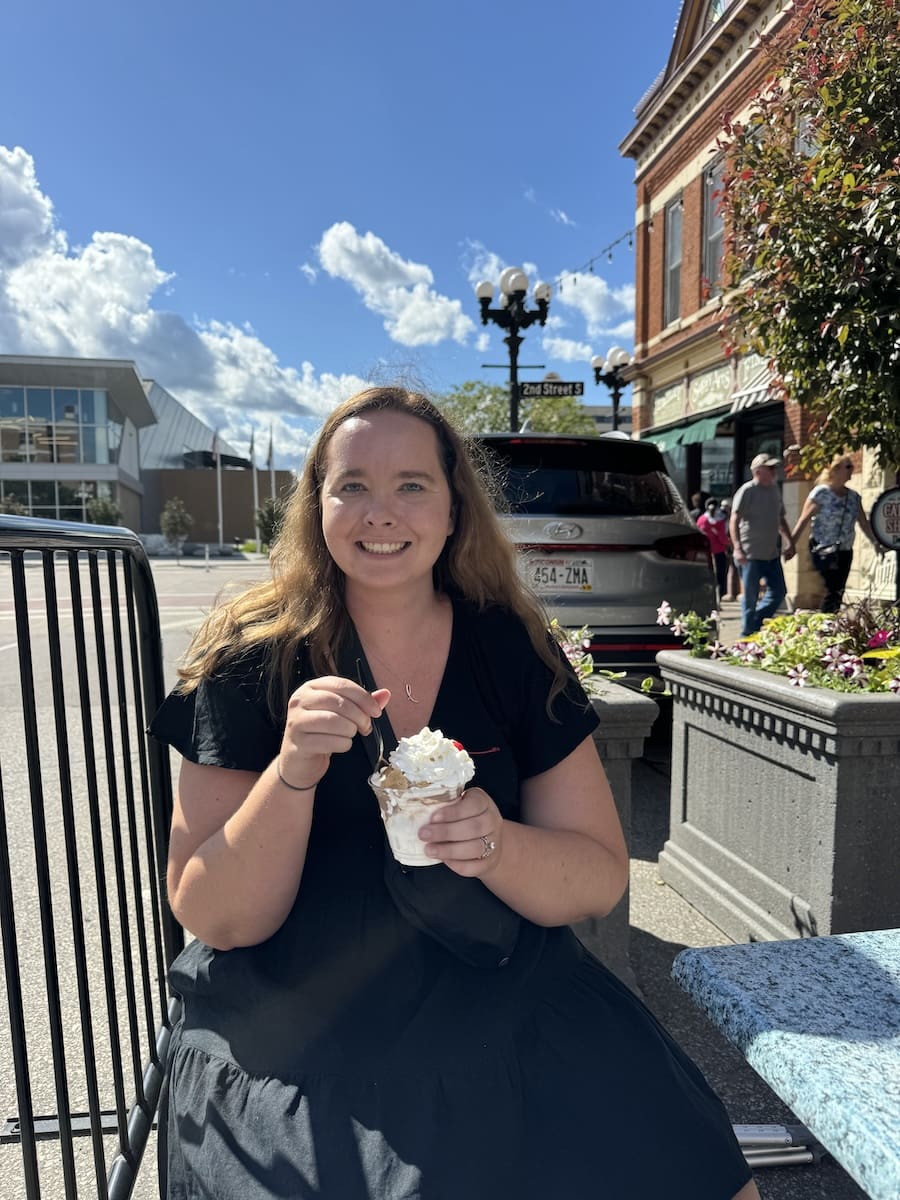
[340,482,365,493]
[400,482,424,492]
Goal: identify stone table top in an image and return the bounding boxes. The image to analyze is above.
[673,930,900,1200]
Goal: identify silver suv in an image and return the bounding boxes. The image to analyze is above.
[476,432,716,677]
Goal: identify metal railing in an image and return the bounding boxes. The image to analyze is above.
[0,515,184,1199]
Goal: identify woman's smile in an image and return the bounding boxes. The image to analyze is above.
[358,540,410,555]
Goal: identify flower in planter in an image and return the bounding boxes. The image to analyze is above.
[549,619,660,697]
[657,598,900,695]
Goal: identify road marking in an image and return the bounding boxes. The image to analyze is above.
[0,641,18,653]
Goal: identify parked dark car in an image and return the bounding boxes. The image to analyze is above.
[475,431,716,679]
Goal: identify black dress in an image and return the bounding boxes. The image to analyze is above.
[150,599,752,1200]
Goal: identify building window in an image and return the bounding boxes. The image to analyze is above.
[704,0,727,30]
[703,160,725,299]
[664,197,683,326]
[0,386,111,464]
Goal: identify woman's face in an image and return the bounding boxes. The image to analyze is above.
[320,410,455,600]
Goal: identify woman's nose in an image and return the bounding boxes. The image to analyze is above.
[364,496,396,525]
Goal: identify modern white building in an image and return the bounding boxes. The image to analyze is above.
[0,354,247,536]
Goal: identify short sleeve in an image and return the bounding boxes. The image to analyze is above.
[148,644,285,772]
[464,604,599,781]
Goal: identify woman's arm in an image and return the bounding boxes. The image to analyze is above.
[167,676,389,949]
[420,736,628,927]
[790,494,819,542]
[856,503,884,553]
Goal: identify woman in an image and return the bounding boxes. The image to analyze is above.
[791,454,883,612]
[151,387,756,1199]
[697,497,730,601]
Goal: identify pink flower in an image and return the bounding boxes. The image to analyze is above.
[867,630,892,648]
[708,641,727,659]
[672,619,687,638]
[787,664,809,687]
[656,601,673,626]
[889,677,900,694]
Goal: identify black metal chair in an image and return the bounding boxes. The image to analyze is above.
[0,515,184,1200]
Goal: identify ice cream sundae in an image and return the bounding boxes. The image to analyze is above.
[370,727,475,866]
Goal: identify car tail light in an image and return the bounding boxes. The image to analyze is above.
[654,531,712,565]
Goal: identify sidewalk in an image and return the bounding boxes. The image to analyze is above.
[629,743,866,1198]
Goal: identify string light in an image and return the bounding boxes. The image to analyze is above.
[552,227,635,293]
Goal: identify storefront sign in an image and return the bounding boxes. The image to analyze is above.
[690,363,732,414]
[871,487,900,549]
[652,380,686,427]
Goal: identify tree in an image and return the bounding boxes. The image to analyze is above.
[438,381,597,435]
[160,497,194,563]
[86,496,123,526]
[255,495,285,550]
[718,0,900,472]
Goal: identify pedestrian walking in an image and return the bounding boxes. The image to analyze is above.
[730,453,796,637]
[697,497,730,601]
[150,386,757,1200]
[790,453,884,612]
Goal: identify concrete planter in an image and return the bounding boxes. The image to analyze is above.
[570,681,658,990]
[657,649,900,942]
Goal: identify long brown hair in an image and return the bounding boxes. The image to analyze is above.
[177,386,570,710]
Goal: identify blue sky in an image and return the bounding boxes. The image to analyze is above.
[0,0,682,465]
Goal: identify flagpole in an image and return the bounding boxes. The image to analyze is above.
[250,432,260,554]
[215,433,224,547]
[268,423,276,500]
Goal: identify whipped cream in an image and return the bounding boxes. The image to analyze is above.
[381,727,475,792]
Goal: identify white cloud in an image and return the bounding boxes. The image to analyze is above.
[542,335,594,363]
[318,221,474,346]
[461,239,506,288]
[556,274,635,340]
[0,145,368,466]
[523,186,536,204]
[299,262,318,283]
[550,209,576,227]
[476,332,491,352]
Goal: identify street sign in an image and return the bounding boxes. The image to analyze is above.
[520,381,585,398]
[871,487,900,549]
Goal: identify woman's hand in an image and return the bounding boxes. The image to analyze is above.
[279,677,390,790]
[418,787,503,877]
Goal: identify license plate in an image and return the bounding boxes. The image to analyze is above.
[524,557,593,592]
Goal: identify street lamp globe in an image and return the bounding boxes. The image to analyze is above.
[499,266,529,296]
[475,280,495,302]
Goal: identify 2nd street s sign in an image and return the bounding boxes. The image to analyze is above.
[520,381,585,398]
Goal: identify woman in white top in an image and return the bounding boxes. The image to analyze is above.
[791,454,883,612]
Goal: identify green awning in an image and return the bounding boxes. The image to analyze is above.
[642,413,726,452]
[680,414,726,445]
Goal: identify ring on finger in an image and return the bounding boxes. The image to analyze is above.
[480,835,496,859]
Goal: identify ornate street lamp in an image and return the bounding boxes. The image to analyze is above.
[475,268,552,431]
[591,346,632,432]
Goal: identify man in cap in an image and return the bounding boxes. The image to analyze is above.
[730,454,797,636]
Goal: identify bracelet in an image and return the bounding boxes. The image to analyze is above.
[275,758,319,792]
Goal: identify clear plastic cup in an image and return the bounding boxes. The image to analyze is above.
[369,774,463,867]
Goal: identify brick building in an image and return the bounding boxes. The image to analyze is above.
[619,0,895,605]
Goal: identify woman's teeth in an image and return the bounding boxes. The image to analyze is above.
[360,542,406,554]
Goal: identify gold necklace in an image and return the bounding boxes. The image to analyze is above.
[361,643,421,703]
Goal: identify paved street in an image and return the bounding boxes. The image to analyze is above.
[0,555,865,1198]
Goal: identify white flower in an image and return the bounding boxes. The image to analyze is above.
[657,601,673,626]
[889,676,900,694]
[672,618,687,638]
[787,664,810,687]
[821,645,843,670]
[708,641,727,659]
